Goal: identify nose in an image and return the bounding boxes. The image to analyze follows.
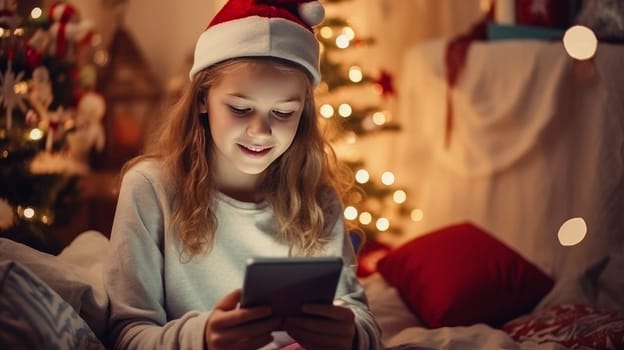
[246,114,272,136]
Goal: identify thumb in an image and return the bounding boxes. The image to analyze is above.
[215,289,242,311]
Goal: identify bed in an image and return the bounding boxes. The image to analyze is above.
[1,39,624,350]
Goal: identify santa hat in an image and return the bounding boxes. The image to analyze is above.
[189,0,325,85]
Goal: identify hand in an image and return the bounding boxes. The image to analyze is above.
[283,300,356,350]
[204,289,282,350]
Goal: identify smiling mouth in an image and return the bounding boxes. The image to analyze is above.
[238,144,272,155]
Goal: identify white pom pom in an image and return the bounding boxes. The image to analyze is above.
[299,1,325,26]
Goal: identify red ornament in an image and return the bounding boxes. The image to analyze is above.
[516,0,568,28]
[25,46,43,68]
[373,70,396,98]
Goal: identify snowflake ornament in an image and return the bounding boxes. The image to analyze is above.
[0,61,28,130]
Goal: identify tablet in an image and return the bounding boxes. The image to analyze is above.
[240,256,343,317]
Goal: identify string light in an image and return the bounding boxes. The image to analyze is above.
[319,26,333,39]
[338,103,352,117]
[381,171,395,186]
[410,209,424,222]
[348,66,363,83]
[344,206,358,220]
[372,111,387,126]
[376,218,390,232]
[31,7,43,19]
[29,128,44,140]
[319,104,334,118]
[342,27,355,40]
[22,207,35,219]
[355,169,370,184]
[359,212,372,225]
[563,25,598,61]
[558,217,587,246]
[336,34,350,49]
[393,190,406,204]
[344,131,357,144]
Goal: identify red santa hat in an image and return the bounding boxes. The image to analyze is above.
[189,0,325,85]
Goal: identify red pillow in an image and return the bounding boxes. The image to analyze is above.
[503,304,624,349]
[377,222,554,328]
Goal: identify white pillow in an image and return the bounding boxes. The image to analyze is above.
[0,234,109,338]
[360,273,423,343]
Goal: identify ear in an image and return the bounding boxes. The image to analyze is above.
[198,99,208,114]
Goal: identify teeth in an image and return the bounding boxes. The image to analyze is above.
[243,144,269,152]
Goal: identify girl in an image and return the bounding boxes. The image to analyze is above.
[104,0,382,349]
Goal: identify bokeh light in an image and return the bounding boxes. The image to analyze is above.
[558,217,587,246]
[563,25,598,61]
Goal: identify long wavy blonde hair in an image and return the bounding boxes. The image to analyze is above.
[122,57,353,259]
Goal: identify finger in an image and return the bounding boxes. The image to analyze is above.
[300,304,354,322]
[285,315,353,337]
[286,325,351,350]
[215,289,242,311]
[210,306,274,330]
[217,316,282,341]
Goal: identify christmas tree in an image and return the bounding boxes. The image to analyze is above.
[0,1,106,253]
[316,0,412,244]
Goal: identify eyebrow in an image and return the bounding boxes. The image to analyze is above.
[227,93,303,103]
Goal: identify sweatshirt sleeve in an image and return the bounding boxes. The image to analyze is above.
[104,165,208,350]
[324,193,384,350]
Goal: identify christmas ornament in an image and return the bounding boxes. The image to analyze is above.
[0,61,27,130]
[516,0,569,28]
[373,70,396,98]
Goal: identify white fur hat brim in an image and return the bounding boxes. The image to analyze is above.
[189,16,321,85]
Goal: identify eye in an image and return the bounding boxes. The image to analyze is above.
[228,105,251,115]
[272,109,295,119]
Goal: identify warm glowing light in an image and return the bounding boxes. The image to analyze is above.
[410,209,424,222]
[344,131,357,144]
[344,206,358,220]
[558,217,587,246]
[338,103,352,117]
[29,128,44,140]
[393,190,407,204]
[372,112,386,126]
[342,26,355,40]
[23,207,35,219]
[91,34,103,47]
[336,34,350,49]
[41,215,50,224]
[319,104,334,118]
[381,171,395,186]
[0,28,5,37]
[563,25,598,60]
[349,66,363,83]
[376,218,390,232]
[31,7,43,19]
[93,50,110,67]
[355,169,370,184]
[13,82,28,95]
[320,26,333,39]
[359,212,372,225]
[13,28,24,36]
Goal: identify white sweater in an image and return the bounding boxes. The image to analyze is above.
[104,160,382,349]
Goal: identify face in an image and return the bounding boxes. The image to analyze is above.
[205,61,308,188]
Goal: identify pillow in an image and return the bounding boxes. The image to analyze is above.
[376,222,554,328]
[0,260,105,349]
[503,304,624,349]
[360,273,423,343]
[0,236,109,338]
